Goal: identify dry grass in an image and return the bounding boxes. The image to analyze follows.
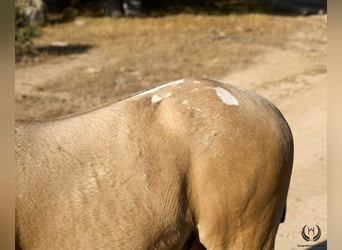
[16,14,302,120]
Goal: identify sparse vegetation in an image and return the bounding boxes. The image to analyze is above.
[15,3,42,60]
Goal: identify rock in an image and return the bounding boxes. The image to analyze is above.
[102,0,142,17]
[122,0,142,17]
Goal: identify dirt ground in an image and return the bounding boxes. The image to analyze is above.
[15,12,327,249]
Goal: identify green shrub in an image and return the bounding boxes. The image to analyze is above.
[15,3,41,60]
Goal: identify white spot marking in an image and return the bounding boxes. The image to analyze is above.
[151,92,173,104]
[137,79,185,96]
[151,94,163,103]
[182,100,189,105]
[165,92,172,98]
[194,80,201,83]
[215,87,239,105]
[168,79,186,85]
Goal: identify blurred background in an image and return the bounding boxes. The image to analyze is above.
[15,0,326,119]
[15,0,327,249]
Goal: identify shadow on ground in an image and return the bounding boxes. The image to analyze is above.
[35,44,94,56]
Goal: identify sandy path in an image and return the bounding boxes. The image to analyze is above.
[221,14,327,249]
